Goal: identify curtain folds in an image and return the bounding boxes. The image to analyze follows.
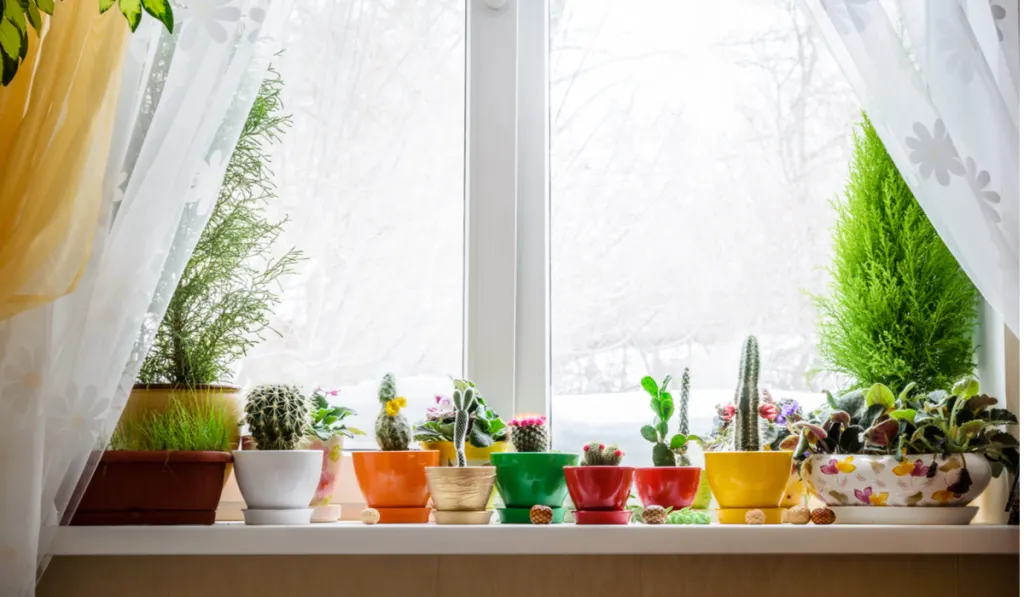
[0,1,293,594]
[797,0,1020,336]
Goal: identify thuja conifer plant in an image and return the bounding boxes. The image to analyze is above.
[814,115,977,392]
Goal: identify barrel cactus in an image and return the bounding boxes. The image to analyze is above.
[509,416,549,452]
[733,335,761,451]
[582,442,623,465]
[374,373,411,451]
[244,384,312,451]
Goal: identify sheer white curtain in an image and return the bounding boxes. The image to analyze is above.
[0,1,292,594]
[798,0,1020,335]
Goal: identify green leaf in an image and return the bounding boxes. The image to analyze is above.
[658,393,674,420]
[0,19,19,60]
[4,1,25,33]
[956,420,987,443]
[669,434,687,450]
[35,0,52,14]
[640,425,658,443]
[952,377,979,400]
[965,395,998,414]
[652,442,673,466]
[889,408,916,423]
[659,375,671,393]
[864,383,895,409]
[24,1,38,32]
[897,382,917,403]
[141,0,173,33]
[99,0,115,12]
[656,421,668,439]
[119,0,142,31]
[640,376,659,398]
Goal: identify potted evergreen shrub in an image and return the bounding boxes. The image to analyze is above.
[491,415,578,524]
[424,379,496,525]
[703,336,794,524]
[633,368,703,511]
[233,384,322,525]
[306,388,364,522]
[71,399,233,525]
[351,373,440,524]
[564,442,632,525]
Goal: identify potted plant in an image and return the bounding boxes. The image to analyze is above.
[414,389,509,466]
[71,399,233,525]
[564,443,632,525]
[306,387,364,522]
[634,368,703,511]
[703,336,793,524]
[424,379,496,525]
[491,415,578,524]
[794,378,1019,524]
[352,373,440,523]
[233,384,322,525]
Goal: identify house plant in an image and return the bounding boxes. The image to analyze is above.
[233,384,322,525]
[491,415,578,524]
[424,379,496,525]
[306,387,364,522]
[71,398,233,525]
[414,387,509,466]
[352,373,439,523]
[794,378,1019,522]
[633,369,703,510]
[564,443,632,525]
[703,336,793,524]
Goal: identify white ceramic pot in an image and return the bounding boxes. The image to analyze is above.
[233,450,323,510]
[803,453,992,507]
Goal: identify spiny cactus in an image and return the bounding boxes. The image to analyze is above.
[733,335,761,451]
[676,368,691,466]
[582,442,623,465]
[244,384,312,450]
[374,373,411,451]
[452,379,478,467]
[510,416,548,452]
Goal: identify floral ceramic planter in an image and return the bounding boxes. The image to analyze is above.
[308,436,345,522]
[803,453,992,507]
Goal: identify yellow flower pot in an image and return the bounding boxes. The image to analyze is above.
[705,451,793,524]
[421,441,508,510]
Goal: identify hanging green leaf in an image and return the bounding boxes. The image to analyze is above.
[99,0,116,13]
[4,0,26,33]
[118,0,141,31]
[140,0,172,33]
[0,18,20,60]
[35,0,52,15]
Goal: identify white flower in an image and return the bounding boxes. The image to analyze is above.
[963,157,1001,223]
[1,347,45,419]
[48,384,110,452]
[906,119,965,186]
[178,0,243,49]
[938,20,977,84]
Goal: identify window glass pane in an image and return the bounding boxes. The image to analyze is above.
[236,0,466,447]
[549,0,858,464]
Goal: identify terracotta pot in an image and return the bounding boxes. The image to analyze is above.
[352,450,439,522]
[803,453,992,507]
[119,384,244,451]
[425,466,496,513]
[308,436,345,522]
[633,466,702,509]
[564,466,634,511]
[71,451,232,525]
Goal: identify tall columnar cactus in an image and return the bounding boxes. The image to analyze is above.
[244,384,312,450]
[374,373,411,451]
[451,379,478,467]
[582,442,624,465]
[733,335,762,452]
[676,368,691,466]
[510,416,549,452]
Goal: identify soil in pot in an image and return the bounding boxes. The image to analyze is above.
[633,467,702,510]
[352,450,440,523]
[564,466,634,511]
[71,451,232,525]
[490,452,579,508]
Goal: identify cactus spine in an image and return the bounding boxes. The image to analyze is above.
[582,442,624,465]
[510,416,549,452]
[676,368,691,466]
[451,379,476,467]
[374,373,411,451]
[244,384,312,450]
[733,335,761,452]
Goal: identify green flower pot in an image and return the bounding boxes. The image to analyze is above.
[490,452,579,509]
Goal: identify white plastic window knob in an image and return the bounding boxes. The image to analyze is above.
[484,0,507,9]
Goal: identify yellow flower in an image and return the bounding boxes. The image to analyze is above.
[869,492,889,506]
[835,456,857,473]
[329,444,342,462]
[932,490,955,504]
[892,460,915,476]
[385,396,408,417]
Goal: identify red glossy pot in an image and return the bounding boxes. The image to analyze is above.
[633,466,701,509]
[564,466,634,511]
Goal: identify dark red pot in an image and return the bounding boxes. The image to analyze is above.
[564,466,634,511]
[71,451,232,525]
[633,466,701,509]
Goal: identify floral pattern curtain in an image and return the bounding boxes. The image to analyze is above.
[799,0,1020,336]
[0,1,293,594]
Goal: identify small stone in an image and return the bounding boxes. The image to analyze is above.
[360,508,380,525]
[530,505,553,525]
[745,509,766,524]
[788,506,811,525]
[811,507,836,525]
[642,505,668,525]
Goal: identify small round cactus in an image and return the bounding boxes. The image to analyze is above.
[244,384,312,451]
[510,416,549,452]
[745,508,766,525]
[361,508,380,525]
[582,442,624,465]
[530,505,553,525]
[374,373,412,451]
[788,506,811,525]
[642,505,668,525]
[811,507,836,525]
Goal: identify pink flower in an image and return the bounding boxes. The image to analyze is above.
[759,403,779,421]
[719,404,736,422]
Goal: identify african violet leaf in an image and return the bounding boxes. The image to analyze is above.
[864,383,895,409]
[952,377,980,400]
[981,408,1018,424]
[793,421,827,442]
[829,411,851,426]
[864,418,898,448]
[966,394,999,414]
[778,435,800,450]
[837,426,863,453]
[955,420,988,444]
[889,408,916,424]
[898,382,917,403]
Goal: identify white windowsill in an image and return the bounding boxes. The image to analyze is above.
[50,523,1018,556]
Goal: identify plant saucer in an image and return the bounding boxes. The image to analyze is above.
[830,506,978,525]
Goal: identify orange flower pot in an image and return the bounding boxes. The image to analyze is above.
[352,450,439,523]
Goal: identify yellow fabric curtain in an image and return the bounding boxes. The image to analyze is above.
[0,3,129,321]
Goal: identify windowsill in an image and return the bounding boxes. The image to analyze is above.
[50,522,1018,556]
